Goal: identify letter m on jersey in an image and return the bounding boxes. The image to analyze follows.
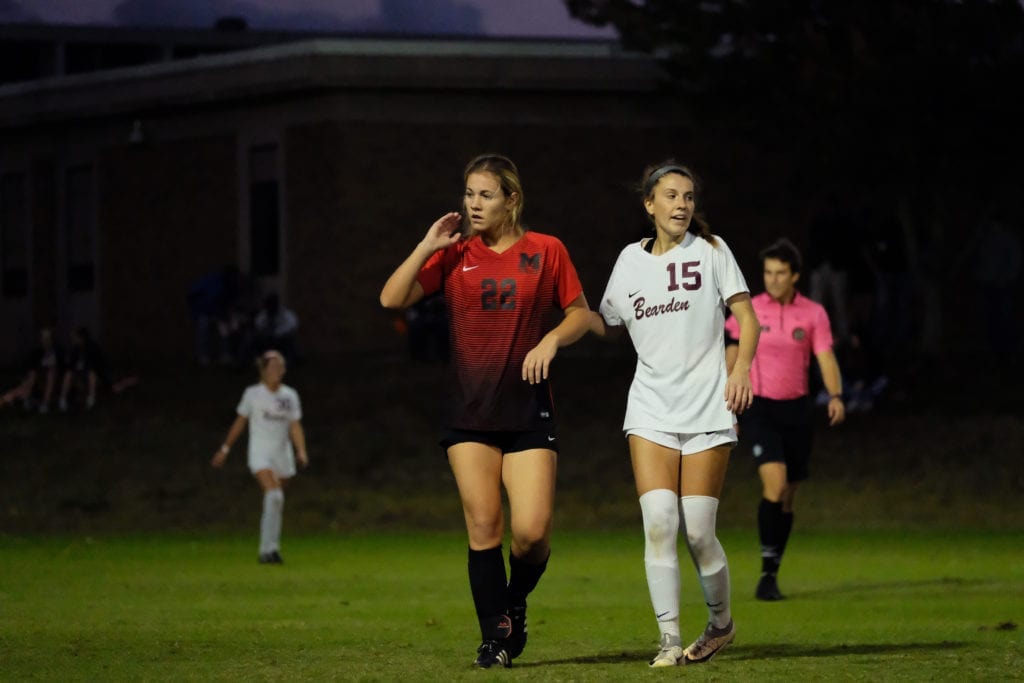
[519,253,541,273]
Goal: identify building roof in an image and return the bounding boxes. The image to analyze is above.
[0,33,662,128]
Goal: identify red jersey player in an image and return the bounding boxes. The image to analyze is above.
[380,154,592,669]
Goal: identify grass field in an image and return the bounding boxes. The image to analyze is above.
[2,352,1023,679]
[1,530,1021,681]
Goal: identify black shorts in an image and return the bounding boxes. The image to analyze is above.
[737,395,814,482]
[440,427,559,454]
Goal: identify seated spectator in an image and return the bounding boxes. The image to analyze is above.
[253,293,299,363]
[58,327,140,412]
[1,327,63,413]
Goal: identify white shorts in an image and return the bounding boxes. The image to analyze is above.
[248,453,296,478]
[625,427,737,456]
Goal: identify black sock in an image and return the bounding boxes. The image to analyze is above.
[758,499,793,576]
[507,549,549,609]
[779,509,794,557]
[468,545,509,639]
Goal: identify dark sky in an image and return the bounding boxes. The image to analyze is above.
[6,0,616,38]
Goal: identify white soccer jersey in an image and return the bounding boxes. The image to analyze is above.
[599,233,749,433]
[237,383,302,476]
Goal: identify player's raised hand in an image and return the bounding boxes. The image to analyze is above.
[420,212,463,252]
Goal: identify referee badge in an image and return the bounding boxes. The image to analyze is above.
[792,327,806,340]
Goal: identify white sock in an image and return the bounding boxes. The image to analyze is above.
[259,488,285,554]
[680,495,731,629]
[640,489,681,638]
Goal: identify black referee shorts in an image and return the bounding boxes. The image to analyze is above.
[737,395,814,482]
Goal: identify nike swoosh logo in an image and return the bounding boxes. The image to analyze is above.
[628,290,641,297]
[462,265,479,271]
[656,610,671,619]
[547,436,556,441]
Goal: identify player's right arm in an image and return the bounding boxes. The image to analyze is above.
[380,212,462,309]
[589,311,626,341]
[211,415,248,468]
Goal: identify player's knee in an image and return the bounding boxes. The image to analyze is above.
[511,514,551,550]
[686,530,725,574]
[640,490,679,547]
[466,514,503,546]
[511,533,549,563]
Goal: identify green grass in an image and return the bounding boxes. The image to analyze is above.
[2,530,1021,681]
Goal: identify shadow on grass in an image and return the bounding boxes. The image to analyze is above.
[519,641,964,667]
[793,576,995,598]
[725,640,965,660]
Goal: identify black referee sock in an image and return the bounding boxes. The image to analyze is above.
[468,545,510,640]
[758,499,794,576]
[508,549,549,609]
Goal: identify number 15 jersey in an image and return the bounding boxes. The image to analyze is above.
[599,232,749,434]
[418,231,584,431]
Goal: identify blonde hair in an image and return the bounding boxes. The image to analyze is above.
[463,154,524,233]
[256,350,285,371]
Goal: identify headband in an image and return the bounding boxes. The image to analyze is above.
[643,165,688,196]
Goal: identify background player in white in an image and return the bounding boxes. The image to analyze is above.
[725,238,845,600]
[211,349,308,563]
[590,161,759,667]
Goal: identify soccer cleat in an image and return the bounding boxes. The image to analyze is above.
[508,605,528,659]
[474,640,511,669]
[648,633,684,667]
[756,574,785,601]
[258,551,283,564]
[683,620,735,664]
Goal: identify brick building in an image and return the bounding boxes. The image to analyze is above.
[0,25,780,364]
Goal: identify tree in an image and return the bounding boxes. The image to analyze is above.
[566,0,1024,190]
[567,0,1024,363]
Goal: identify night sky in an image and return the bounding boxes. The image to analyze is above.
[4,0,617,38]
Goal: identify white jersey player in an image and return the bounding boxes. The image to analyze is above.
[211,350,308,564]
[590,161,759,668]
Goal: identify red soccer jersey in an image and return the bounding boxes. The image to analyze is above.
[417,231,584,431]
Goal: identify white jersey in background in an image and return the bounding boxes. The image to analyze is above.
[237,383,302,476]
[599,232,749,434]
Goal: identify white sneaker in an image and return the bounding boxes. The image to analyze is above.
[683,620,735,664]
[649,633,683,667]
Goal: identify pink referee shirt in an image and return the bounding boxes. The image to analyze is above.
[725,291,834,400]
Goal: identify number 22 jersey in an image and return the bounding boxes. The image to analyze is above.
[599,232,749,434]
[417,231,584,431]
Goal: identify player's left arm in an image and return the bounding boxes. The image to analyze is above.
[523,293,591,385]
[289,420,309,468]
[724,293,759,414]
[815,349,846,426]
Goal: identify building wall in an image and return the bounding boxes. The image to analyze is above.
[99,136,237,359]
[1,52,803,365]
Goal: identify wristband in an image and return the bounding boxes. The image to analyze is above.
[220,444,230,454]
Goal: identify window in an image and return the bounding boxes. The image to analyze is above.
[65,165,96,292]
[0,172,29,298]
[248,145,280,277]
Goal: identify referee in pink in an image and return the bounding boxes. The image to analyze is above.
[725,237,845,601]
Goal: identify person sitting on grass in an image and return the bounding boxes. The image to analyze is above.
[58,327,140,412]
[1,327,63,414]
